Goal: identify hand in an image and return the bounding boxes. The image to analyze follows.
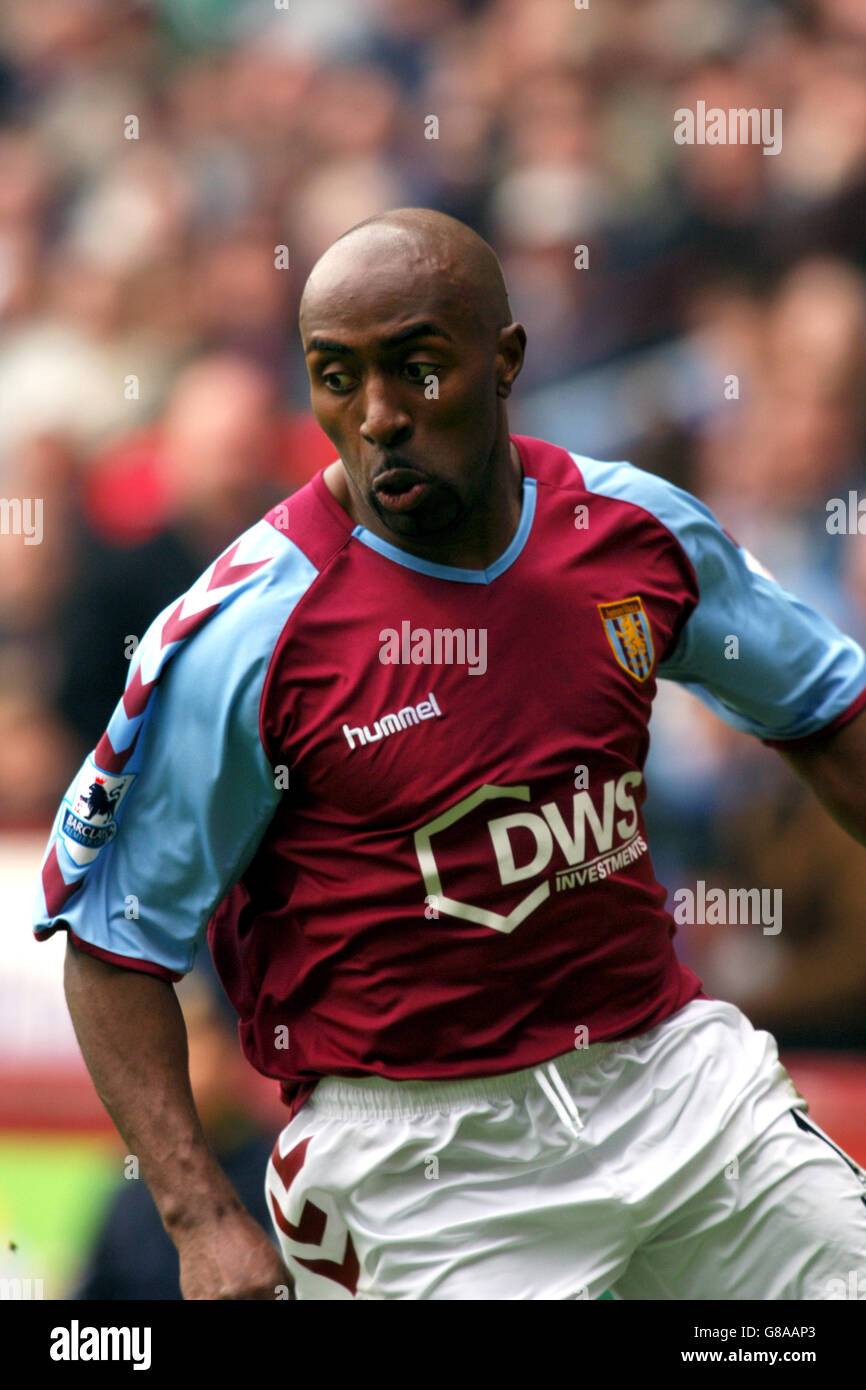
[177,1209,295,1300]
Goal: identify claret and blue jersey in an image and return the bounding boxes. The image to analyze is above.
[34,436,866,1117]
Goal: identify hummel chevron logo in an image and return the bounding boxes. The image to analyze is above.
[42,526,279,916]
[268,1138,360,1295]
[94,536,276,774]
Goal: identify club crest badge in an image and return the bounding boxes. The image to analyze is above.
[598,595,655,682]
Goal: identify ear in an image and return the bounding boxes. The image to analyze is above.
[496,323,527,398]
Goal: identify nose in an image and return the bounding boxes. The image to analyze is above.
[360,374,412,448]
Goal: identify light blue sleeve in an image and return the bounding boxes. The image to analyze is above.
[575,454,866,741]
[33,521,318,976]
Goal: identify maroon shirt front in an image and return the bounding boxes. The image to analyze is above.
[208,435,706,1116]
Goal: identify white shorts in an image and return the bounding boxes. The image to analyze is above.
[265,998,866,1300]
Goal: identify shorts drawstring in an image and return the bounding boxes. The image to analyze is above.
[533,1060,584,1137]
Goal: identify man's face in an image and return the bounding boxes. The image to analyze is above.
[300,235,524,542]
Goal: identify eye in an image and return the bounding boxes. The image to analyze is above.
[403,361,439,383]
[321,370,356,393]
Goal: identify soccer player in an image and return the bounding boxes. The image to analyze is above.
[35,209,866,1300]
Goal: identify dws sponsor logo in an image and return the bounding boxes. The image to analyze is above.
[415,772,646,934]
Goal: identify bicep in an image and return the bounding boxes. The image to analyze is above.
[773,707,866,848]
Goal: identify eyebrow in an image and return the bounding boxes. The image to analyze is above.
[305,321,453,356]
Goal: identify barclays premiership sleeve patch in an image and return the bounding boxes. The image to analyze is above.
[59,758,136,867]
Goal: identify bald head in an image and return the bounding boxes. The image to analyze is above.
[298,205,526,552]
[300,207,512,338]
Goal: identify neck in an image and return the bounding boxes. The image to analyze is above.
[324,432,524,571]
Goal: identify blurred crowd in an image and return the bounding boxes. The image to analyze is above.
[1,0,865,1043]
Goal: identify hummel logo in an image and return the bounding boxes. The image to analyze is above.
[343,692,442,751]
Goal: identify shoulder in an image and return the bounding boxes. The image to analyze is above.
[568,451,722,550]
[516,434,720,559]
[263,467,354,576]
[135,516,318,686]
[90,515,320,780]
[159,483,353,658]
[563,448,774,600]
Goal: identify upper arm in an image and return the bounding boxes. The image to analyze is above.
[658,512,866,742]
[33,521,317,978]
[773,706,866,848]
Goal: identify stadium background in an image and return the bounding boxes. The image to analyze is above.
[1,0,865,1298]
